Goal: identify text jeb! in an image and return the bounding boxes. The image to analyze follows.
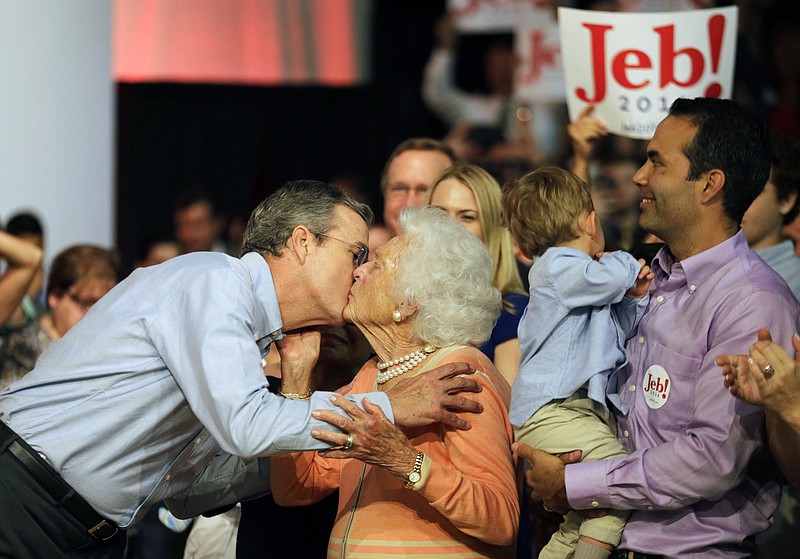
[575,14,727,104]
[644,372,669,395]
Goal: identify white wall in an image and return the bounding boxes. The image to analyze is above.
[0,2,113,264]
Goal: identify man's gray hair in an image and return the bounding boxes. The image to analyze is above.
[395,206,500,347]
[241,180,374,257]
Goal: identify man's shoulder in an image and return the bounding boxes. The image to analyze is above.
[154,252,243,279]
[130,253,249,301]
[698,251,800,344]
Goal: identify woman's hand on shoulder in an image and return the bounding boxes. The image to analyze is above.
[384,362,483,431]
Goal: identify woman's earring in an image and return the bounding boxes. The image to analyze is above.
[392,310,402,323]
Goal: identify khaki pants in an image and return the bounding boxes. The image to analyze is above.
[515,394,629,559]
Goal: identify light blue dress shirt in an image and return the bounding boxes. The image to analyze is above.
[509,247,646,427]
[756,239,800,301]
[0,251,392,527]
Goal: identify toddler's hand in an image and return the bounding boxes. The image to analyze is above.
[626,258,653,298]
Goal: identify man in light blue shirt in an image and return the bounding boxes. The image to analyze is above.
[0,180,481,559]
[741,130,800,300]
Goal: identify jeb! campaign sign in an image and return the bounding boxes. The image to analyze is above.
[448,0,566,102]
[558,6,737,139]
[449,0,552,32]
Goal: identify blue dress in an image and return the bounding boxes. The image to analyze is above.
[478,291,531,559]
[480,292,528,361]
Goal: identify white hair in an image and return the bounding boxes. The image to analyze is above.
[395,207,501,347]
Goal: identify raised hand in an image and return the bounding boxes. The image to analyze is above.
[275,328,321,395]
[568,105,607,182]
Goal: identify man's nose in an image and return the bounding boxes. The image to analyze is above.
[408,189,427,207]
[353,261,368,280]
[632,163,649,186]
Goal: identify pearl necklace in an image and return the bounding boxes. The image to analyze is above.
[376,345,436,384]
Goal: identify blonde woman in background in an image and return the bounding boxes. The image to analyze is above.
[426,163,528,385]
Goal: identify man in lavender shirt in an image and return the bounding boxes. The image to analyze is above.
[517,97,800,559]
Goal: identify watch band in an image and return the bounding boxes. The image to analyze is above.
[404,451,424,489]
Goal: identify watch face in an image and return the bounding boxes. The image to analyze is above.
[408,472,421,483]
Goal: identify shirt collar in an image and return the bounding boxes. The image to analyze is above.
[652,230,748,289]
[240,252,283,350]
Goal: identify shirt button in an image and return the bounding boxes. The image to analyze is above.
[629,385,636,392]
[194,439,201,446]
[689,284,697,292]
[623,430,630,438]
[638,336,645,344]
[591,500,599,508]
[647,506,654,511]
[166,474,172,481]
[656,295,664,303]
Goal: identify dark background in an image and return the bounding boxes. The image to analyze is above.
[114,0,793,271]
[116,0,451,271]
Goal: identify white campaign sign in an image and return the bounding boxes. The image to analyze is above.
[448,0,565,102]
[558,6,738,139]
[449,0,541,32]
[515,5,565,102]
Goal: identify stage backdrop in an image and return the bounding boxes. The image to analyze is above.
[113,0,372,85]
[113,0,448,272]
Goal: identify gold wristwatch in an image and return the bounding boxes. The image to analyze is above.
[404,451,424,488]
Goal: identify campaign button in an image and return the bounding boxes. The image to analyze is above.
[643,365,671,409]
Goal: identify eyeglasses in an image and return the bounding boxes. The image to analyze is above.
[316,233,369,267]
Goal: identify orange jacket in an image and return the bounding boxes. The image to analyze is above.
[271,346,519,558]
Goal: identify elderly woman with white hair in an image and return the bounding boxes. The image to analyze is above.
[271,206,519,558]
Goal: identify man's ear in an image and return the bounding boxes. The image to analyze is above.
[701,169,725,203]
[288,225,312,264]
[779,190,798,217]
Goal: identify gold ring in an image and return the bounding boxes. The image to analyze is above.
[761,363,775,379]
[342,434,354,451]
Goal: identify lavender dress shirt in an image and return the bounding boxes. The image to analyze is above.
[566,231,800,558]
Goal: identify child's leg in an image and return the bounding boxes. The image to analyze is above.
[561,397,629,559]
[515,396,629,559]
[535,510,580,559]
[515,400,591,559]
[575,509,628,558]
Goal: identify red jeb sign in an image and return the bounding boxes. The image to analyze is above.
[558,7,737,139]
[577,15,726,104]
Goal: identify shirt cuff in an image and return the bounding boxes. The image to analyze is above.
[351,391,394,424]
[565,460,611,510]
